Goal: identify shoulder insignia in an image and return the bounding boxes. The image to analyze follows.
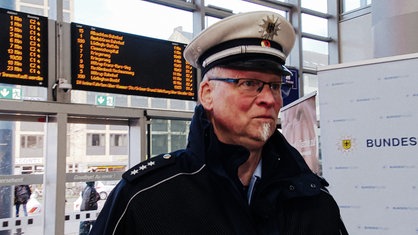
[123,153,176,182]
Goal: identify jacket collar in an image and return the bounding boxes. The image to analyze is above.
[186,105,320,197]
[187,105,248,185]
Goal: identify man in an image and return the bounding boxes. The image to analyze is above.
[90,11,348,234]
[79,181,100,235]
[14,184,31,217]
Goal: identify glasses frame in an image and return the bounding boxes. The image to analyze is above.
[208,78,292,98]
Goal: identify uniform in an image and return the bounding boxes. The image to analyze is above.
[90,105,348,235]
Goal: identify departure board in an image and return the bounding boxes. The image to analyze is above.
[0,8,48,87]
[71,23,196,101]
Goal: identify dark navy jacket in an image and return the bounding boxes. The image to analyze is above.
[90,105,348,235]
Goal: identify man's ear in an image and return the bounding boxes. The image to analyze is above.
[198,81,213,110]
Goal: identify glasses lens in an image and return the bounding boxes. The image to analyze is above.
[270,83,282,92]
[238,79,262,96]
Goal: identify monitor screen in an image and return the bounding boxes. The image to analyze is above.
[71,23,196,101]
[0,7,48,87]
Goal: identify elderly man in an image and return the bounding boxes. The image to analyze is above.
[90,11,347,234]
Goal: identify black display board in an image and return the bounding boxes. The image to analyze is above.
[0,8,48,87]
[71,23,196,101]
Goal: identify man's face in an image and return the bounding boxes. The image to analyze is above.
[200,67,283,151]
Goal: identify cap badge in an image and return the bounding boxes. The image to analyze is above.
[260,39,271,48]
[259,14,281,40]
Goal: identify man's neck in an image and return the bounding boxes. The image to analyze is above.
[238,151,262,186]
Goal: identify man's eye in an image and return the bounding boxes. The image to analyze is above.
[241,80,258,87]
[270,83,281,91]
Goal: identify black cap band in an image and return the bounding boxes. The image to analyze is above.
[198,38,290,77]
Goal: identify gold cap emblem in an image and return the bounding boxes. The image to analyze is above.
[259,14,281,40]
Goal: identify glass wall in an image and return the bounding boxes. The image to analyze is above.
[0,1,340,234]
[342,0,372,13]
[205,0,286,14]
[64,122,129,234]
[302,38,329,69]
[0,0,337,102]
[150,119,190,157]
[299,0,335,96]
[301,0,328,13]
[72,0,192,41]
[0,119,46,234]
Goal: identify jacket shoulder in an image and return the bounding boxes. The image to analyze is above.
[122,150,186,183]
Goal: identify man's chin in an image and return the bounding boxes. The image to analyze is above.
[255,123,273,142]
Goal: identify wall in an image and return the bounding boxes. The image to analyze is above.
[340,0,418,63]
[372,0,418,58]
[339,13,373,63]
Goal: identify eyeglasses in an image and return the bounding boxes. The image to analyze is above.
[208,78,292,98]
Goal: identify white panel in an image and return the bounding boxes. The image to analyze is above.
[318,53,418,235]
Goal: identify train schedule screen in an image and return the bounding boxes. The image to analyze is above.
[0,8,48,87]
[71,23,196,101]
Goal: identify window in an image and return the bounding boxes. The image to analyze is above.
[301,0,328,13]
[72,0,192,42]
[342,0,372,13]
[152,119,168,132]
[302,38,329,69]
[150,119,190,157]
[111,134,127,147]
[152,134,168,155]
[301,13,328,37]
[67,163,78,173]
[88,133,105,146]
[21,135,43,148]
[303,73,318,95]
[205,0,286,14]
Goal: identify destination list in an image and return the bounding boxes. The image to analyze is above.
[0,8,48,87]
[71,23,195,101]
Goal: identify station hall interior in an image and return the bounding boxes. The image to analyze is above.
[0,0,417,234]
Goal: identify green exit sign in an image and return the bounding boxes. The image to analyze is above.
[95,95,115,107]
[0,87,22,100]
